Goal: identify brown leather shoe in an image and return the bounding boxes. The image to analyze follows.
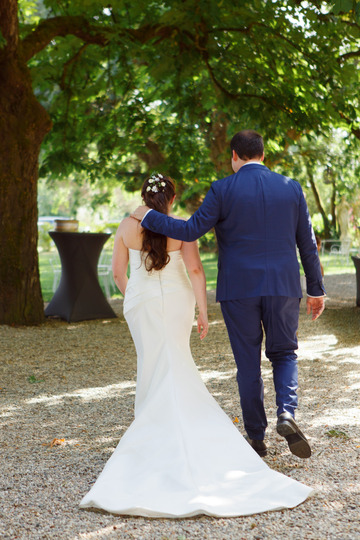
[277,412,311,458]
[245,436,267,457]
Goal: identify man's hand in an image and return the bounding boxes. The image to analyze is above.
[131,205,150,221]
[306,296,325,321]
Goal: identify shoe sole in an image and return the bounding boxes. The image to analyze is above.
[277,420,311,458]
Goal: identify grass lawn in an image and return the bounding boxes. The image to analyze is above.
[39,249,356,303]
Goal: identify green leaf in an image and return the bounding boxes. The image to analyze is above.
[28,375,45,384]
[325,429,350,439]
[332,0,354,14]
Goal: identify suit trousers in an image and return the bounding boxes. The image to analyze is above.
[220,296,300,441]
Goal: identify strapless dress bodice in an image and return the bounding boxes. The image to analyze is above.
[123,249,193,314]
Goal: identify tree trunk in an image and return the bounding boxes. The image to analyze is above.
[0,54,52,324]
[208,111,232,176]
[330,172,337,233]
[305,163,332,238]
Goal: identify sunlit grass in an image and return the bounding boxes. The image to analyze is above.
[199,252,218,290]
[39,249,356,302]
[319,253,357,275]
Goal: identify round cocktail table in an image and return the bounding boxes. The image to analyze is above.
[45,232,117,322]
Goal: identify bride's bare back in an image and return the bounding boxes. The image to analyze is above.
[119,216,183,252]
[112,212,208,340]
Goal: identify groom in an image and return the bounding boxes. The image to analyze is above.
[132,130,325,459]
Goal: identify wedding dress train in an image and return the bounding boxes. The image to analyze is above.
[80,249,313,517]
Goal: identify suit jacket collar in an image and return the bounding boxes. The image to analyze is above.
[238,163,268,172]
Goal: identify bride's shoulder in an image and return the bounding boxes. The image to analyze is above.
[118,216,139,230]
[114,216,141,242]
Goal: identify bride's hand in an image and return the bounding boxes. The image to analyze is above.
[197,312,208,340]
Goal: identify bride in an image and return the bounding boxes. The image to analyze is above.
[80,174,313,517]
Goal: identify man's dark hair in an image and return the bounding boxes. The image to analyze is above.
[230,130,264,160]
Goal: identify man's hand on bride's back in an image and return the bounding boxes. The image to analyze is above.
[131,206,150,221]
[197,312,209,340]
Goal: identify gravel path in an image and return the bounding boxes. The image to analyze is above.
[0,274,359,539]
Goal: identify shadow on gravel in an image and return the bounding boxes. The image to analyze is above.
[0,299,359,538]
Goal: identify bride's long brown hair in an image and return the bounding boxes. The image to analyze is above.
[141,174,176,272]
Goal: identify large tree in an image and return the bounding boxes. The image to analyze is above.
[1,0,360,324]
[280,130,360,238]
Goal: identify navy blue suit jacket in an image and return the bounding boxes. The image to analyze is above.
[142,163,325,302]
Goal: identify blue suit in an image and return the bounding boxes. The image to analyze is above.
[142,163,325,439]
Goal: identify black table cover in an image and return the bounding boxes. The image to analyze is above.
[352,256,360,307]
[45,232,117,322]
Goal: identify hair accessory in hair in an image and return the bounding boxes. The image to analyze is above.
[146,174,166,193]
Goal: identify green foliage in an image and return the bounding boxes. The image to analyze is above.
[332,0,360,22]
[37,221,54,252]
[311,214,329,237]
[15,0,359,211]
[37,176,141,229]
[10,2,360,242]
[198,230,217,253]
[277,130,360,238]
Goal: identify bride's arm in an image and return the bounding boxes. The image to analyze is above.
[112,224,129,296]
[181,241,208,340]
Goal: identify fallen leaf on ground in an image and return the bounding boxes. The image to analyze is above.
[50,438,65,447]
[42,438,66,448]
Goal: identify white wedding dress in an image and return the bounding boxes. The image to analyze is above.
[80,249,313,517]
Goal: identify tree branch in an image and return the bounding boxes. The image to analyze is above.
[209,23,317,64]
[207,25,251,34]
[337,110,360,139]
[21,16,182,62]
[339,49,360,61]
[305,161,332,238]
[202,53,292,115]
[21,16,110,61]
[60,43,89,90]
